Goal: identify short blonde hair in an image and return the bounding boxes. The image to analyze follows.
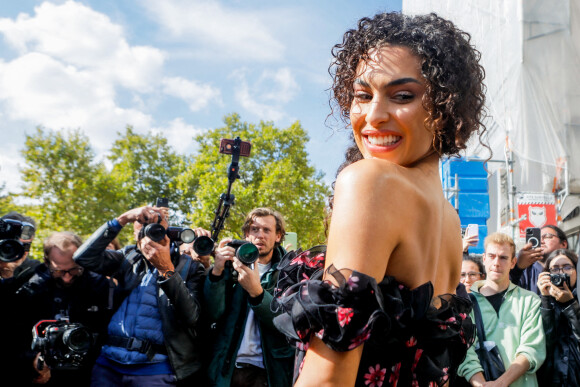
[43,232,83,262]
[484,232,516,258]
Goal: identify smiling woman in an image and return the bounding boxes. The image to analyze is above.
[273,11,487,387]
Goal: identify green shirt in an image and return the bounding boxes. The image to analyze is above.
[458,281,546,386]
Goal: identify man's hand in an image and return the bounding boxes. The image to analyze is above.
[233,257,263,298]
[212,238,234,276]
[516,243,543,270]
[117,206,168,228]
[32,353,50,384]
[140,236,174,276]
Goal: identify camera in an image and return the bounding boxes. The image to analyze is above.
[227,239,259,265]
[550,273,571,288]
[0,218,35,262]
[140,224,196,244]
[31,320,96,370]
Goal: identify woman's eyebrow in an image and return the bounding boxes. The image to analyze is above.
[354,77,421,88]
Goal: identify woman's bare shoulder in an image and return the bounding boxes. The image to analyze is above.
[336,159,413,193]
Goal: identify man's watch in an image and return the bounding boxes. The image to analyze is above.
[160,270,175,280]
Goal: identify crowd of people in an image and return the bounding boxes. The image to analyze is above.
[1,9,578,387]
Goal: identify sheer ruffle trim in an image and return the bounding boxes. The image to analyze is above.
[272,246,475,385]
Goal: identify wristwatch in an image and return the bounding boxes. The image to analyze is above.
[160,270,175,280]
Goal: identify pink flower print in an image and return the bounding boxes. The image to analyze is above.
[337,307,354,327]
[441,367,449,383]
[459,312,467,320]
[388,363,401,386]
[315,329,324,339]
[364,364,386,387]
[406,336,417,347]
[439,316,457,330]
[347,275,360,290]
[411,348,423,372]
[348,328,371,349]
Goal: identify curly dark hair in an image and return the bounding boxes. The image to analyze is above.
[325,12,488,230]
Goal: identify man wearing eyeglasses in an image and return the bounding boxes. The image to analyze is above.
[510,225,569,295]
[16,231,112,387]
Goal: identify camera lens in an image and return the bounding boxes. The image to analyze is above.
[0,239,25,262]
[179,229,196,244]
[144,223,166,242]
[63,327,92,352]
[193,236,214,256]
[236,243,259,265]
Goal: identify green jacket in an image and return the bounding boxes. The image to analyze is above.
[458,281,546,387]
[204,246,294,387]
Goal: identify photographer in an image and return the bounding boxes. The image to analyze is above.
[204,207,293,387]
[537,249,580,385]
[1,212,41,386]
[510,225,568,295]
[0,211,39,294]
[16,231,112,387]
[73,206,206,387]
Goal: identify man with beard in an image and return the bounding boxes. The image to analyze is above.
[205,207,293,387]
[510,225,569,294]
[17,232,112,386]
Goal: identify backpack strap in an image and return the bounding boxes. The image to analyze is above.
[469,293,487,346]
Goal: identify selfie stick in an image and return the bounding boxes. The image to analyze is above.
[209,137,243,242]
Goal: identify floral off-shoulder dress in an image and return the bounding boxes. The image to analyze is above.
[272,246,475,387]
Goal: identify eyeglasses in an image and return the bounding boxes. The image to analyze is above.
[49,266,84,278]
[541,233,558,241]
[460,271,483,279]
[549,265,575,274]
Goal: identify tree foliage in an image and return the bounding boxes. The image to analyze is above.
[7,114,330,254]
[182,114,330,248]
[108,127,188,212]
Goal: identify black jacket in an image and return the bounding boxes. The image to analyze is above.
[539,289,580,386]
[73,221,206,381]
[15,263,112,387]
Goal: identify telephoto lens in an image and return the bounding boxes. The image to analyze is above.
[193,235,215,256]
[227,240,259,265]
[166,227,195,243]
[142,223,167,242]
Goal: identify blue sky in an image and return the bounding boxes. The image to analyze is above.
[0,0,401,194]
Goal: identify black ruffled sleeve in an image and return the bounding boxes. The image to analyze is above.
[272,246,475,386]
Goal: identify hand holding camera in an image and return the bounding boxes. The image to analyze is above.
[537,272,574,303]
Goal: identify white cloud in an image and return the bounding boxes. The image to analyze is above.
[232,67,299,121]
[0,53,152,152]
[162,76,222,112]
[141,0,284,62]
[0,1,165,92]
[151,118,204,155]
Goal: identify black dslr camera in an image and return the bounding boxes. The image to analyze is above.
[31,319,96,370]
[227,239,259,265]
[0,218,35,262]
[550,273,571,288]
[140,223,197,244]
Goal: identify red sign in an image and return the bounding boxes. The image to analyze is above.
[517,193,557,238]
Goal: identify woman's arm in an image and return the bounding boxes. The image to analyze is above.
[296,161,405,386]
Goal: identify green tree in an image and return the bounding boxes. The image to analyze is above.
[19,127,125,241]
[108,126,188,214]
[181,114,330,248]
